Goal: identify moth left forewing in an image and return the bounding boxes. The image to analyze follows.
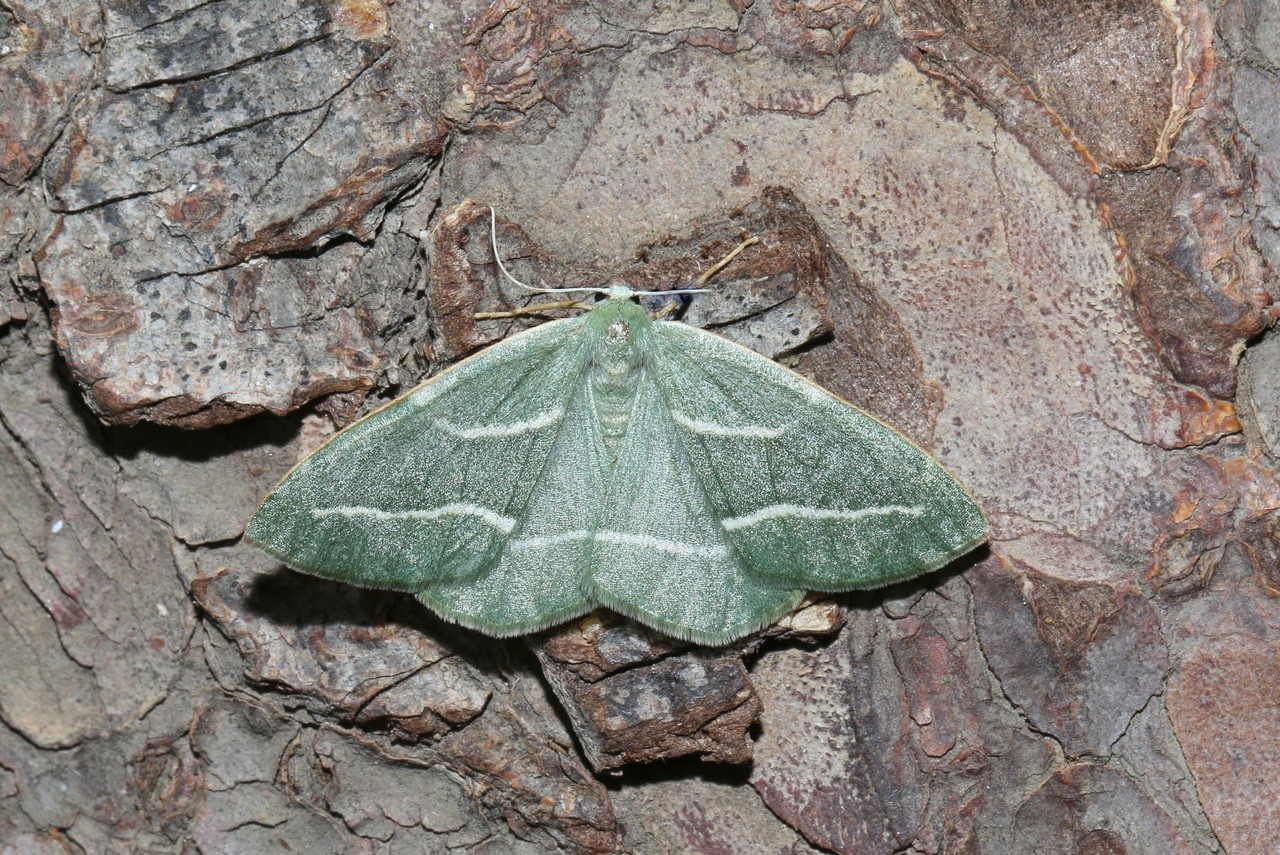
[646,320,988,592]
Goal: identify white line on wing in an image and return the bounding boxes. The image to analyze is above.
[594,530,729,559]
[722,504,925,532]
[670,411,785,439]
[312,503,518,534]
[435,408,564,440]
[509,530,593,550]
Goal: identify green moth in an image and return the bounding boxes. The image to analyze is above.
[247,283,987,645]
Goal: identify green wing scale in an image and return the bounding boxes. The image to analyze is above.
[248,288,987,644]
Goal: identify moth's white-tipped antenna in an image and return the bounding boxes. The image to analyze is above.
[485,209,757,305]
[489,206,536,292]
[488,207,608,296]
[655,286,714,296]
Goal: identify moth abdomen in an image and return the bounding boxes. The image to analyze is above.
[590,316,646,455]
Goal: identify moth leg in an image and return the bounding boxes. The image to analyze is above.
[697,235,760,286]
[475,299,590,320]
[649,300,682,320]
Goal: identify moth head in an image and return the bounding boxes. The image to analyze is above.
[604,283,637,301]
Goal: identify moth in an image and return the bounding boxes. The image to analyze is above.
[247,217,987,645]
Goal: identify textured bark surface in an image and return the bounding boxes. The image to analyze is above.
[2,0,1280,852]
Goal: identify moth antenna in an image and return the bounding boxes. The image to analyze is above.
[489,207,607,296]
[655,286,714,296]
[489,207,537,292]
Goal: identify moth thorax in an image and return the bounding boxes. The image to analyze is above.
[590,323,644,455]
[605,319,630,345]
